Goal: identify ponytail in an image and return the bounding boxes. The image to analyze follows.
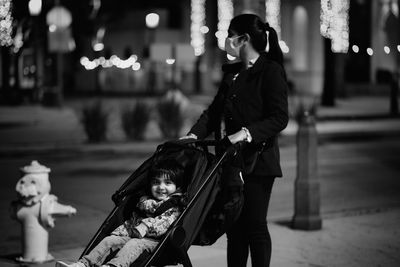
[265,23,284,68]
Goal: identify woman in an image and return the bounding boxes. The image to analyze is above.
[182,13,289,266]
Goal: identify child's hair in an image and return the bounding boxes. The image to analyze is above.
[148,159,184,189]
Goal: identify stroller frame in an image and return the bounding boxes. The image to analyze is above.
[79,140,238,267]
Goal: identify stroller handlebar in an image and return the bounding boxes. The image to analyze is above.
[166,139,219,147]
[166,138,245,149]
[165,138,246,160]
[165,138,245,157]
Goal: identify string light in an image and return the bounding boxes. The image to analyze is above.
[0,0,13,47]
[165,58,176,65]
[80,55,141,71]
[145,13,160,29]
[320,0,349,53]
[216,0,233,50]
[349,44,400,56]
[190,0,206,56]
[265,0,281,40]
[49,24,57,32]
[132,62,141,71]
[200,25,209,34]
[28,0,42,16]
[93,42,104,52]
[384,46,390,54]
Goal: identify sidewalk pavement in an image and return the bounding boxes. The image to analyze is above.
[1,95,400,266]
[1,208,399,267]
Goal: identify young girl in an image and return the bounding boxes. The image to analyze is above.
[56,161,184,267]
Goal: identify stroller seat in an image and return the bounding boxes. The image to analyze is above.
[78,140,240,267]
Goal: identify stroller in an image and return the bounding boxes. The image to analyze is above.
[78,139,242,267]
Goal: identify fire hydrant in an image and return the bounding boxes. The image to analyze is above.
[10,160,77,263]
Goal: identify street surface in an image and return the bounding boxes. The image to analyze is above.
[1,96,400,266]
[1,135,400,266]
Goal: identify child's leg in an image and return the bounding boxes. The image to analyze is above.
[80,236,130,267]
[106,238,158,267]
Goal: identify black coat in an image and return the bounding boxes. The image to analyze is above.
[189,52,289,177]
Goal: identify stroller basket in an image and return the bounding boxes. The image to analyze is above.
[79,139,238,267]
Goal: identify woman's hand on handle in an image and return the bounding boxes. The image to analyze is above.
[228,127,252,144]
[179,133,198,140]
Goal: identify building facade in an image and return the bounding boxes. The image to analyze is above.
[0,0,399,104]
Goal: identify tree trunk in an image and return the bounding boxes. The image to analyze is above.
[321,38,336,106]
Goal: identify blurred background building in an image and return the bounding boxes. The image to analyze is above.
[0,0,399,106]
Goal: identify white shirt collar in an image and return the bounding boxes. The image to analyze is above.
[248,56,259,67]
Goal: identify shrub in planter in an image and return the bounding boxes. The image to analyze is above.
[121,102,151,140]
[81,101,108,143]
[156,98,184,139]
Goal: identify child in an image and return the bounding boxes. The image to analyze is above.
[56,161,184,267]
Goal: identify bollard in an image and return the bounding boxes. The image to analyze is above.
[292,112,322,230]
[10,161,77,263]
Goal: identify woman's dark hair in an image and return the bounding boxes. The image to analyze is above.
[229,13,284,67]
[148,160,184,189]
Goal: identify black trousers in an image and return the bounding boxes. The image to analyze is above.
[226,175,275,267]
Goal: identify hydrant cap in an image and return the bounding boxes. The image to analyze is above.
[20,161,51,174]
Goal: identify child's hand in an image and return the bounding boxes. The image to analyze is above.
[130,228,143,239]
[141,199,159,213]
[133,223,148,238]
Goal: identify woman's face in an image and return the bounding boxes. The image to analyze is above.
[150,175,177,201]
[225,29,245,58]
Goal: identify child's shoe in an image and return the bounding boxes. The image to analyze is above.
[56,260,86,267]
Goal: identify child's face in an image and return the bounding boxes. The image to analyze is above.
[150,175,177,201]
